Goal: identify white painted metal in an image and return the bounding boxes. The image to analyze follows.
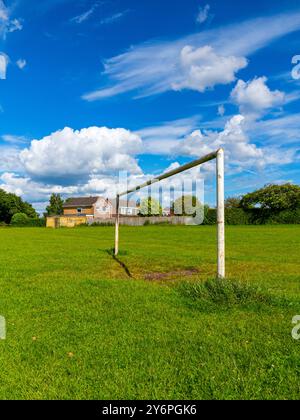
[217,149,225,278]
[114,195,120,256]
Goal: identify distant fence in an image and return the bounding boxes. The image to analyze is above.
[47,215,191,228]
[90,216,192,226]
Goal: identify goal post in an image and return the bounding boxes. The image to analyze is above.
[114,148,225,279]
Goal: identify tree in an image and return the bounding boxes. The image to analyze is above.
[171,195,203,216]
[139,197,162,216]
[240,184,300,212]
[0,188,38,224]
[46,194,64,216]
[225,196,242,209]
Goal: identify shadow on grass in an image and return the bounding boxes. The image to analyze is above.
[106,248,133,278]
[176,278,296,313]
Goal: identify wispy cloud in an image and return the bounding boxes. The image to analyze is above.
[100,10,128,25]
[0,52,8,79]
[136,116,202,155]
[70,3,99,24]
[0,0,23,39]
[1,134,29,144]
[196,4,211,24]
[82,10,300,101]
[16,58,26,70]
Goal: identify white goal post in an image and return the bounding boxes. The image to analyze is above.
[114,148,225,279]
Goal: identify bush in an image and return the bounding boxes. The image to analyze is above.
[28,217,46,227]
[10,213,45,227]
[203,209,217,225]
[266,208,300,225]
[225,208,250,225]
[10,213,29,226]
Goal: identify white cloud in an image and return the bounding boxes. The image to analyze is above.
[0,1,8,21]
[218,104,225,116]
[16,59,26,69]
[0,1,22,39]
[100,11,128,25]
[7,18,23,33]
[136,116,202,154]
[19,126,143,184]
[0,146,23,172]
[171,115,295,171]
[82,10,300,100]
[231,77,285,117]
[0,53,8,79]
[1,134,28,144]
[196,4,210,24]
[70,6,97,24]
[172,45,247,92]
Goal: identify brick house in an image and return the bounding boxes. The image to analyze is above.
[63,197,112,220]
[63,196,139,219]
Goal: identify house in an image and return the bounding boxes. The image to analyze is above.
[62,196,139,219]
[63,197,112,220]
[162,207,171,217]
[110,198,139,216]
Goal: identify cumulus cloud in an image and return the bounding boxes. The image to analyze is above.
[196,4,210,24]
[172,45,247,93]
[19,126,143,184]
[171,115,295,170]
[0,125,145,208]
[231,77,285,117]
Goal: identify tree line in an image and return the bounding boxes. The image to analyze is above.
[0,183,299,226]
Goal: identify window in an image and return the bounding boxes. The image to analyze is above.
[77,208,82,214]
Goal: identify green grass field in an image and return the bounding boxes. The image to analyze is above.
[0,225,300,400]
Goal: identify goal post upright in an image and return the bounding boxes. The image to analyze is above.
[114,194,120,256]
[114,149,225,278]
[217,148,225,279]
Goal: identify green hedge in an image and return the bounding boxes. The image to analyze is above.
[10,213,46,227]
[203,207,300,225]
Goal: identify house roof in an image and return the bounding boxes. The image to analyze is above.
[63,197,99,208]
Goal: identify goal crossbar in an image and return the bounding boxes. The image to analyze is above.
[114,149,225,278]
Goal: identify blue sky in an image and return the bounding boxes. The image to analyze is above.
[0,0,300,211]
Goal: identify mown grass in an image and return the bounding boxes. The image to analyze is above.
[0,225,299,399]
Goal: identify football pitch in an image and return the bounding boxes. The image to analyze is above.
[0,225,299,399]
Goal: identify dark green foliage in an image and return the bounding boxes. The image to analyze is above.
[225,196,242,208]
[265,208,300,225]
[225,208,250,225]
[0,188,38,223]
[241,183,300,212]
[46,193,64,216]
[203,184,300,225]
[10,213,45,227]
[203,208,217,225]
